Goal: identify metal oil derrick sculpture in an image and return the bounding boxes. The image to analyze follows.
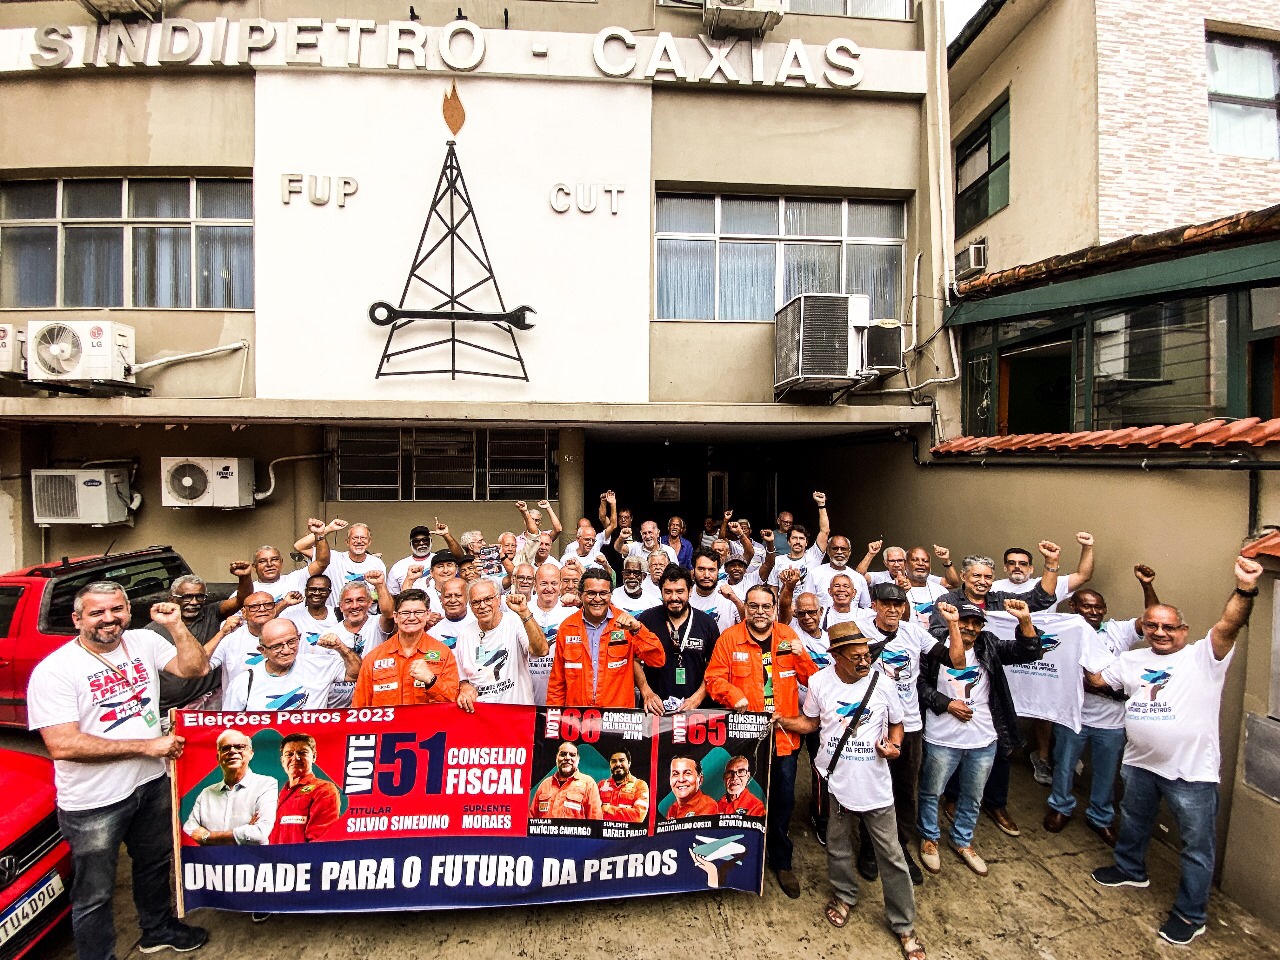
[369,81,536,381]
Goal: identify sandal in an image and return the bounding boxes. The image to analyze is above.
[899,931,926,960]
[824,897,852,928]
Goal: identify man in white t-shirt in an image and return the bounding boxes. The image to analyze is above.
[1044,564,1159,845]
[767,491,831,595]
[901,547,955,628]
[561,521,611,567]
[222,619,360,711]
[788,589,833,845]
[417,577,476,652]
[1088,557,1261,947]
[295,520,388,609]
[689,550,743,628]
[207,591,278,707]
[251,517,331,601]
[917,598,1043,879]
[27,583,211,958]
[724,531,777,601]
[612,556,660,617]
[619,519,679,566]
[529,563,572,705]
[456,579,547,707]
[811,536,871,609]
[777,623,922,958]
[388,525,436,593]
[854,582,938,886]
[280,574,342,649]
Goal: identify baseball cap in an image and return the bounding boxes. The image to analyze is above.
[724,556,748,568]
[430,550,460,569]
[409,525,433,541]
[956,601,987,623]
[871,582,908,603]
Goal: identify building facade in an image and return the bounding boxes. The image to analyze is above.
[943,0,1280,925]
[0,0,953,576]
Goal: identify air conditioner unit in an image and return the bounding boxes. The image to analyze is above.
[25,321,135,384]
[31,468,133,526]
[161,458,256,509]
[0,324,26,376]
[703,0,783,38]
[955,241,988,281]
[775,294,885,396]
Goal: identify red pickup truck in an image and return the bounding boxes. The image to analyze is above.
[0,546,192,728]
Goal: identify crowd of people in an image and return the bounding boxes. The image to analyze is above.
[27,490,1261,960]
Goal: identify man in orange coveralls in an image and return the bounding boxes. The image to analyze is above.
[665,755,717,818]
[716,755,766,816]
[546,568,665,707]
[529,742,603,819]
[270,734,341,843]
[704,583,818,899]
[598,748,650,822]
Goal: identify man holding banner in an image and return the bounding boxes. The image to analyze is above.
[455,579,547,708]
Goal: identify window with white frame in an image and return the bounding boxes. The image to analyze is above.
[326,427,558,502]
[655,194,905,323]
[1207,34,1280,161]
[955,100,1010,236]
[0,178,254,310]
[785,0,909,18]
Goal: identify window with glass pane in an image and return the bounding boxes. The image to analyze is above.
[0,226,56,307]
[64,180,122,219]
[197,226,253,309]
[134,227,192,308]
[197,180,253,219]
[845,243,902,322]
[0,182,55,220]
[656,192,905,321]
[955,100,1010,236]
[64,227,124,307]
[1206,35,1280,160]
[130,180,190,218]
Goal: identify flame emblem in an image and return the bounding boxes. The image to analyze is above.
[443,81,465,136]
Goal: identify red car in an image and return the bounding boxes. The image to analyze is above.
[0,748,72,960]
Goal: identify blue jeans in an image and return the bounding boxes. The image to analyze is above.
[918,741,997,848]
[56,775,176,960]
[768,751,799,871]
[944,750,1009,809]
[1112,764,1219,926]
[1047,723,1126,827]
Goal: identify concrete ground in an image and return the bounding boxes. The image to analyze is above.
[15,727,1278,960]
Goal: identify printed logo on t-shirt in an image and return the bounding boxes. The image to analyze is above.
[99,692,154,731]
[944,665,981,701]
[1139,668,1173,701]
[476,647,510,683]
[267,687,308,710]
[912,600,934,616]
[246,651,264,666]
[437,633,459,649]
[835,701,872,733]
[304,631,321,645]
[1038,632,1061,652]
[881,651,913,680]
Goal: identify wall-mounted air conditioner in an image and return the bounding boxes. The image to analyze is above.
[32,468,133,526]
[703,0,783,39]
[161,458,256,508]
[25,321,135,384]
[955,241,988,281]
[0,324,26,376]
[775,294,889,396]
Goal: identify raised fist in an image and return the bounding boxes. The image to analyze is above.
[867,539,883,555]
[812,491,827,507]
[307,517,327,536]
[228,560,252,578]
[935,601,958,623]
[1076,531,1094,547]
[1002,598,1031,619]
[505,593,530,616]
[1133,564,1156,584]
[316,633,343,650]
[515,500,528,512]
[932,544,951,562]
[282,591,304,607]
[150,601,182,626]
[363,569,385,587]
[1038,540,1061,562]
[1236,556,1263,590]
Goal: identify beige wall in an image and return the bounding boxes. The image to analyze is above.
[950,0,1099,269]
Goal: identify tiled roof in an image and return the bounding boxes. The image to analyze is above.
[930,418,1280,456]
[1242,531,1280,561]
[956,204,1280,300]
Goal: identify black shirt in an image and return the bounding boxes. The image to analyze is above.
[145,602,224,711]
[638,605,720,709]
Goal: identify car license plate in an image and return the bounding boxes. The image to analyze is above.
[0,870,65,946]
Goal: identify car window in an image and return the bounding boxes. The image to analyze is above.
[42,555,189,635]
[0,586,22,635]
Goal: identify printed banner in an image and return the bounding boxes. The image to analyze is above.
[987,612,1096,732]
[173,705,771,912]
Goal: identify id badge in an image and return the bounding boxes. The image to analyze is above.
[144,709,159,729]
[675,666,687,686]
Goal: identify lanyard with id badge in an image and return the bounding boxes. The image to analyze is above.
[78,637,160,731]
[664,613,697,713]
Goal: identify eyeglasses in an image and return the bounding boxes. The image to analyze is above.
[745,603,774,613]
[218,743,250,754]
[837,651,874,663]
[1142,621,1187,633]
[244,602,275,611]
[175,593,207,602]
[470,597,497,606]
[396,609,428,619]
[582,590,611,599]
[725,769,751,778]
[261,638,299,652]
[796,609,820,618]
